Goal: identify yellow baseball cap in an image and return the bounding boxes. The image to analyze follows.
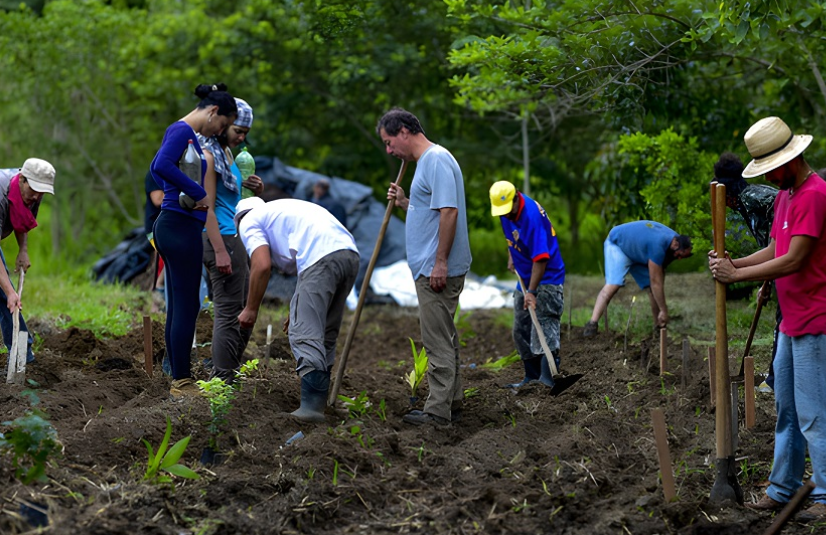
[489,181,516,217]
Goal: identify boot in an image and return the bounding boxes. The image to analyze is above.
[291,370,330,423]
[538,351,560,388]
[505,357,541,388]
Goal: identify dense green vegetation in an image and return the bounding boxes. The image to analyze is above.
[2,0,823,277]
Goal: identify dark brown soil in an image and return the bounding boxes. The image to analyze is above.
[0,291,816,534]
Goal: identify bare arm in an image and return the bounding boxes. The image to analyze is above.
[522,258,548,310]
[13,230,29,272]
[711,235,817,283]
[648,260,667,325]
[430,207,457,292]
[149,189,164,208]
[202,151,231,274]
[387,183,409,212]
[730,241,776,269]
[238,245,272,329]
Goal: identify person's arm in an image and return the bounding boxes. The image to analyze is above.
[387,183,409,212]
[150,127,207,202]
[0,265,19,313]
[523,257,548,310]
[430,207,457,292]
[242,174,265,196]
[648,260,667,326]
[149,189,164,208]
[711,236,816,283]
[13,230,29,272]
[239,245,272,329]
[729,241,776,269]
[202,151,232,275]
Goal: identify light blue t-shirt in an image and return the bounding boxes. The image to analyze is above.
[405,144,471,279]
[215,162,244,235]
[608,220,677,266]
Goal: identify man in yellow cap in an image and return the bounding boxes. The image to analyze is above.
[710,116,826,522]
[0,158,56,365]
[490,181,565,388]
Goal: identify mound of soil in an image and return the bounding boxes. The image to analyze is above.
[0,292,812,534]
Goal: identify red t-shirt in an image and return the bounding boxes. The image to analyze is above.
[772,173,826,336]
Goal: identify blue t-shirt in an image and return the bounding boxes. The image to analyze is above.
[149,121,207,223]
[215,162,244,235]
[405,144,471,279]
[499,192,565,287]
[608,220,677,266]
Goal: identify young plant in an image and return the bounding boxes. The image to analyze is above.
[453,304,476,347]
[142,416,199,484]
[405,339,428,399]
[337,390,372,419]
[375,399,387,422]
[479,350,521,371]
[0,409,61,484]
[197,377,236,451]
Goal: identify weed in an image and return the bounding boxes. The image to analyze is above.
[453,304,476,347]
[411,442,429,463]
[307,467,316,480]
[604,395,614,411]
[405,339,428,399]
[505,411,517,428]
[197,378,236,450]
[0,409,61,484]
[338,390,372,419]
[142,416,199,484]
[349,425,375,450]
[332,459,340,485]
[659,376,676,396]
[375,399,387,422]
[464,386,480,398]
[479,350,520,371]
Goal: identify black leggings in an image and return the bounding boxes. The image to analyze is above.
[154,210,204,380]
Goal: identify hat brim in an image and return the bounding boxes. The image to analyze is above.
[743,134,812,178]
[491,201,513,217]
[26,178,54,195]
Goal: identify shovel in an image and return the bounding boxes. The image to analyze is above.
[514,273,559,376]
[709,182,743,505]
[328,161,409,406]
[5,271,28,385]
[731,280,770,382]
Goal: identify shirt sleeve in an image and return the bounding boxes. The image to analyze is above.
[790,189,826,239]
[428,154,459,210]
[150,125,207,201]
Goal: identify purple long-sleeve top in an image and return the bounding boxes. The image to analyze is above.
[150,121,208,223]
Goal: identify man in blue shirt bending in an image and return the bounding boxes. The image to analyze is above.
[491,181,565,388]
[584,221,693,337]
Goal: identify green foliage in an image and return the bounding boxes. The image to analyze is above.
[337,390,372,419]
[479,350,521,371]
[405,339,428,398]
[142,416,199,484]
[197,378,236,450]
[453,304,476,347]
[0,409,61,484]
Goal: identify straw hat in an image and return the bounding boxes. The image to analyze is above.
[742,117,812,178]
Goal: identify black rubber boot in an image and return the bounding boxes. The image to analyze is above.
[505,357,541,388]
[538,351,560,388]
[291,370,330,423]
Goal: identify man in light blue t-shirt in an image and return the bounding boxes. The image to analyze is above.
[380,107,471,427]
[584,220,692,337]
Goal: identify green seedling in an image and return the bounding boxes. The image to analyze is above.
[236,358,260,382]
[479,350,520,371]
[332,459,340,486]
[375,399,387,422]
[604,395,614,412]
[197,377,236,451]
[464,386,480,399]
[338,390,371,419]
[142,416,199,484]
[405,339,428,399]
[453,304,476,347]
[0,409,61,484]
[349,425,375,450]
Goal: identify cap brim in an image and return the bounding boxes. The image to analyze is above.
[491,202,513,217]
[743,135,812,178]
[26,179,54,195]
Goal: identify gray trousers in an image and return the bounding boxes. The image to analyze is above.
[416,275,465,420]
[290,250,359,377]
[513,283,564,359]
[203,233,253,380]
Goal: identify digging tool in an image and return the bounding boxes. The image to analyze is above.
[514,273,559,376]
[328,161,409,406]
[761,480,815,535]
[6,271,27,385]
[732,280,770,382]
[709,182,743,505]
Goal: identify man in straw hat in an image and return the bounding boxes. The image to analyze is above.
[709,116,826,522]
[489,181,565,389]
[235,197,359,423]
[0,158,56,365]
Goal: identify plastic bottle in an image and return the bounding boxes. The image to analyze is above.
[236,147,256,199]
[178,139,201,209]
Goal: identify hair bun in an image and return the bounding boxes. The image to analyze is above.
[194,82,229,99]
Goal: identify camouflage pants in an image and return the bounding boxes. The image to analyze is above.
[513,284,564,360]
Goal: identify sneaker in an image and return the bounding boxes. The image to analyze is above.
[757,381,773,393]
[746,495,785,512]
[170,378,200,400]
[583,320,598,338]
[798,503,826,522]
[402,410,450,427]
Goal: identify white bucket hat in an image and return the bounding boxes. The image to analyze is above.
[233,196,265,230]
[742,117,812,178]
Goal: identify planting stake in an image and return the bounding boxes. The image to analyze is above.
[515,273,559,376]
[730,387,739,452]
[733,280,770,382]
[623,295,637,352]
[329,160,409,406]
[761,480,815,535]
[681,339,689,388]
[651,408,677,502]
[744,356,755,428]
[709,182,743,505]
[707,346,716,406]
[262,324,273,373]
[659,327,667,376]
[6,271,26,385]
[143,315,153,376]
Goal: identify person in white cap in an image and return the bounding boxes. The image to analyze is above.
[198,97,264,382]
[709,116,826,522]
[0,158,56,364]
[235,197,359,423]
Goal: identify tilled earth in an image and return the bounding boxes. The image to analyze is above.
[0,288,818,534]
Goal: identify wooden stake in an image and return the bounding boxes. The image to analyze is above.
[714,183,734,461]
[708,346,716,406]
[143,315,153,376]
[681,338,689,388]
[761,480,815,535]
[659,327,667,376]
[744,356,755,429]
[651,408,677,502]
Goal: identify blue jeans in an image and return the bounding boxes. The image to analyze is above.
[766,332,826,503]
[0,248,34,363]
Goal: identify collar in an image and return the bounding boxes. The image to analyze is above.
[512,192,525,220]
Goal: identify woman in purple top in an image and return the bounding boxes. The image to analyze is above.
[150,83,237,399]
